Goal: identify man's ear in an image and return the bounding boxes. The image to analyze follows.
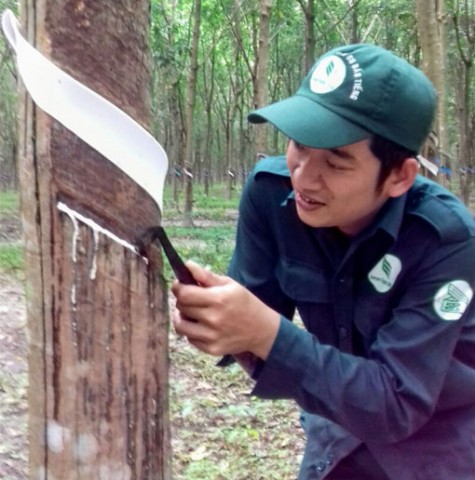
[386,157,419,198]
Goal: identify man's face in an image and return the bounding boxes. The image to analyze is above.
[286,139,399,236]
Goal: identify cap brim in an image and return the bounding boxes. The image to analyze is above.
[248,95,371,149]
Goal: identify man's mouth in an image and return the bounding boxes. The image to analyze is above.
[295,191,325,206]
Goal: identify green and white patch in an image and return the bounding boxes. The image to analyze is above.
[368,254,402,293]
[310,55,346,94]
[433,280,473,321]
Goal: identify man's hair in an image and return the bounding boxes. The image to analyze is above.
[370,135,417,189]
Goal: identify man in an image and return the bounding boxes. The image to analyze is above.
[172,44,475,479]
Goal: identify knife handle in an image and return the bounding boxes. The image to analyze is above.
[137,226,257,374]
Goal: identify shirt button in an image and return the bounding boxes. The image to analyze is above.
[316,461,327,472]
[338,326,348,338]
[326,454,335,465]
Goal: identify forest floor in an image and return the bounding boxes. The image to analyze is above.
[0,207,304,480]
[0,208,27,479]
[0,272,28,479]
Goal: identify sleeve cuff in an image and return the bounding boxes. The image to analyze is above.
[251,315,316,399]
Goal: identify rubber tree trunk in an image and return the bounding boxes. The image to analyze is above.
[18,1,170,478]
[415,0,450,185]
[253,0,273,154]
[183,0,202,226]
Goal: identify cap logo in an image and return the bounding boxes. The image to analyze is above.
[433,280,473,321]
[310,55,346,94]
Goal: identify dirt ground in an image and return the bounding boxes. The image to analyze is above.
[0,273,28,479]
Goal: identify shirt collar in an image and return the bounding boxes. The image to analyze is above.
[362,192,408,241]
[282,190,295,207]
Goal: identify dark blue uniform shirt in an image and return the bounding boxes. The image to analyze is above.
[227,156,475,479]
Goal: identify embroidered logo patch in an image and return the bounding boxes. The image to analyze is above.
[310,55,346,94]
[433,280,473,321]
[368,254,402,293]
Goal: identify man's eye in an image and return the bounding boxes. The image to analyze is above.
[326,160,348,171]
[294,141,306,150]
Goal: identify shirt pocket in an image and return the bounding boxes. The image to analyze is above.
[353,280,399,342]
[276,258,335,343]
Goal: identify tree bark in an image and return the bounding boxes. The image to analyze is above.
[183,0,202,226]
[452,1,475,204]
[298,0,316,72]
[19,1,170,478]
[202,46,216,195]
[415,0,450,184]
[253,0,273,154]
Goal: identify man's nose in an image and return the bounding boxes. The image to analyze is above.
[297,151,325,183]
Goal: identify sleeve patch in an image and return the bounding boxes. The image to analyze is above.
[433,280,474,321]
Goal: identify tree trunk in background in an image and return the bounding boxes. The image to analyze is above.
[19,1,170,478]
[170,82,183,210]
[297,0,316,72]
[183,0,202,226]
[253,0,273,154]
[349,0,360,43]
[415,0,450,184]
[224,0,244,198]
[151,0,183,211]
[0,58,18,190]
[455,60,474,204]
[202,46,216,195]
[452,2,475,204]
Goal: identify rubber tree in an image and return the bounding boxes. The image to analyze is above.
[17,1,170,478]
[415,0,450,184]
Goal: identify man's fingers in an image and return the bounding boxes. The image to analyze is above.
[173,311,220,347]
[173,284,217,313]
[173,310,203,336]
[185,260,228,287]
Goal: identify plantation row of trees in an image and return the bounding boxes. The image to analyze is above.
[0,0,474,216]
[149,0,475,219]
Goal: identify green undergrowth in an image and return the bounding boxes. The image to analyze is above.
[160,224,237,283]
[0,189,19,213]
[0,244,23,273]
[0,190,23,274]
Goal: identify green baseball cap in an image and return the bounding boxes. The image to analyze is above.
[248,44,436,153]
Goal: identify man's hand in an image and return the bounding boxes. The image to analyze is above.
[171,261,280,361]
